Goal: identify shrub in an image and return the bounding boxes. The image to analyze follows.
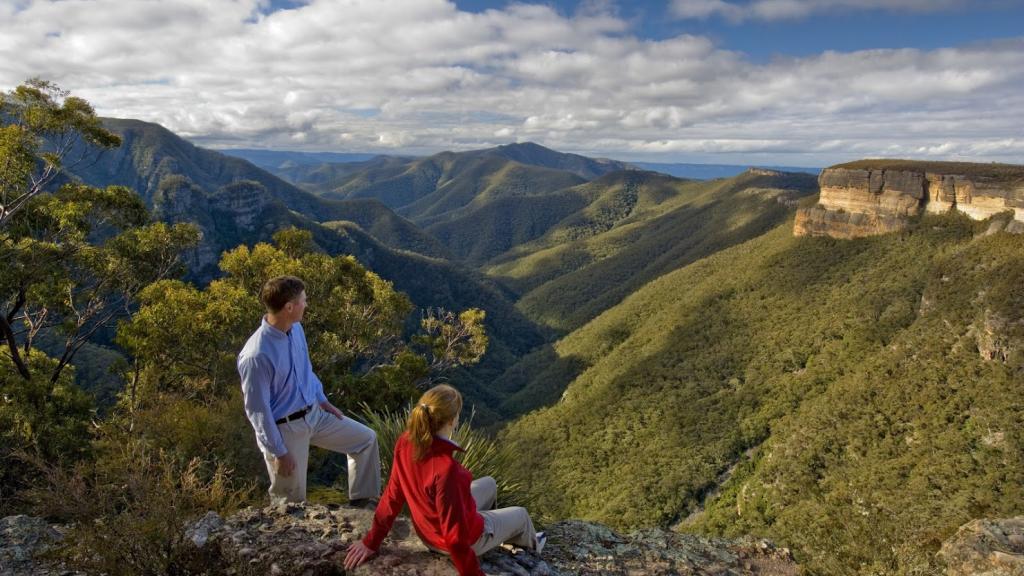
[22,435,255,576]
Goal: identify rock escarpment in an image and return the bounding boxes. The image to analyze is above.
[795,160,1024,238]
[3,504,798,575]
[152,175,274,275]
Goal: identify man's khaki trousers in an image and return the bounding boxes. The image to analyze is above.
[262,405,380,503]
[469,476,538,555]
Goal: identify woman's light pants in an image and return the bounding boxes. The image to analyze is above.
[469,476,539,555]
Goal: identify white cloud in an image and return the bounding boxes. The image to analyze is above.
[0,0,1021,165]
[671,0,974,22]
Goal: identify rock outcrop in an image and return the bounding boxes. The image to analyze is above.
[938,517,1024,576]
[152,175,273,276]
[542,520,797,575]
[795,160,1024,238]
[15,510,1024,574]
[0,516,72,576]
[3,504,798,576]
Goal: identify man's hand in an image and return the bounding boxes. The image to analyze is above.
[275,452,297,477]
[344,541,375,570]
[320,401,344,419]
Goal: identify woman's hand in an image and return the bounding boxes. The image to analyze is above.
[344,541,375,570]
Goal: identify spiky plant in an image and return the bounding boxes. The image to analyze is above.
[360,404,531,510]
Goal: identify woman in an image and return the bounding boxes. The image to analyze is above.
[343,384,544,575]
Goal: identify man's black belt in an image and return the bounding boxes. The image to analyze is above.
[275,405,312,425]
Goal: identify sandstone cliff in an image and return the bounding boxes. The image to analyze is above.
[795,160,1024,238]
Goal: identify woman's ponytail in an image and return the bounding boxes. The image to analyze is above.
[406,385,463,460]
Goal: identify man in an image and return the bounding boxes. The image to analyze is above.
[238,275,380,506]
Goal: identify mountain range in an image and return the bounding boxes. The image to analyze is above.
[56,118,1024,576]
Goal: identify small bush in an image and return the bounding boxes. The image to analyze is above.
[23,436,255,576]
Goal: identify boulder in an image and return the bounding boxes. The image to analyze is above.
[0,515,76,576]
[938,517,1024,576]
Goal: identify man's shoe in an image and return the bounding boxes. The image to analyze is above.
[348,498,379,511]
[534,531,547,556]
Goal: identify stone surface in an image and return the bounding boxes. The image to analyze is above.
[796,162,1024,239]
[971,310,1021,365]
[793,204,909,239]
[939,517,1024,576]
[543,520,798,575]
[182,503,550,576]
[0,515,79,576]
[4,505,800,575]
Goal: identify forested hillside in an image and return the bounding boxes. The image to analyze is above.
[488,170,817,332]
[500,210,1024,575]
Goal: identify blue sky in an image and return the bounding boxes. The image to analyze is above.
[457,1,1024,58]
[2,0,1022,165]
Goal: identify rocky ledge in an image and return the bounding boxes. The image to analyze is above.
[795,160,1024,238]
[3,503,796,575]
[11,507,1024,574]
[938,518,1024,576]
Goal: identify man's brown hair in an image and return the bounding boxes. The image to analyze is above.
[260,276,306,313]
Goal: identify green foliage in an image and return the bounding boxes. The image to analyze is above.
[500,211,1024,575]
[415,307,489,377]
[1,182,199,384]
[0,353,93,513]
[360,404,530,510]
[487,171,818,333]
[117,227,491,499]
[118,279,257,400]
[0,78,120,229]
[119,227,420,409]
[125,388,268,487]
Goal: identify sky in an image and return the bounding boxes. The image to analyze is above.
[1,0,1023,166]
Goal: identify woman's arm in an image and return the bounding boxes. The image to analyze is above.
[360,451,407,553]
[437,471,484,576]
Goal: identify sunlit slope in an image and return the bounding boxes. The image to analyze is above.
[319,198,451,260]
[500,212,1024,574]
[487,170,818,332]
[325,151,586,224]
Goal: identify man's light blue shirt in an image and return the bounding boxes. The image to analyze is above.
[237,317,328,456]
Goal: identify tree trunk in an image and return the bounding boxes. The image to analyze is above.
[0,314,31,380]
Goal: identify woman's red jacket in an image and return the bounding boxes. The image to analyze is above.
[362,432,486,575]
